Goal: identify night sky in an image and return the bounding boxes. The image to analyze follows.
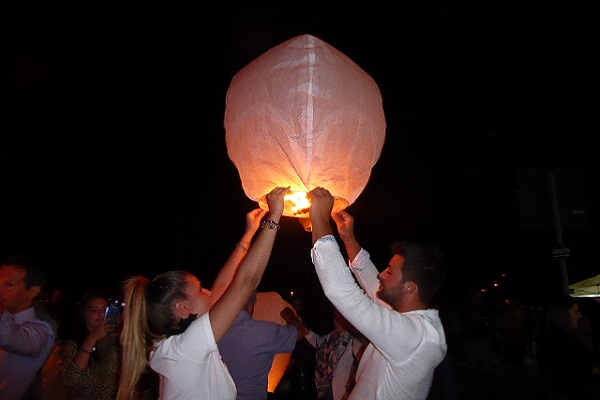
[2,3,596,309]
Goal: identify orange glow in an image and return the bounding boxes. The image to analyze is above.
[258,190,349,219]
[285,191,311,216]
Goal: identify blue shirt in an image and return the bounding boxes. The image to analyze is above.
[218,310,298,400]
[0,307,55,400]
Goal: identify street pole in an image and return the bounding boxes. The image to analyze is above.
[547,171,570,296]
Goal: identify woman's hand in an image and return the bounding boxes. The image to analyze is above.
[88,318,119,344]
[245,208,267,236]
[265,186,289,220]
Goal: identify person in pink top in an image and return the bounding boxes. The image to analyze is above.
[307,187,447,400]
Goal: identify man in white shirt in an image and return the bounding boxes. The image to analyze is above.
[307,187,447,400]
[0,255,55,400]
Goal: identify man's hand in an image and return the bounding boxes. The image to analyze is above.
[332,211,355,242]
[308,187,334,224]
[280,306,309,340]
[307,187,335,244]
[333,210,361,262]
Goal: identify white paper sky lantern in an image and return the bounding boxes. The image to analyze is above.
[225,34,386,219]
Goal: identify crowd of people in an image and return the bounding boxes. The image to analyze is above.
[2,186,600,400]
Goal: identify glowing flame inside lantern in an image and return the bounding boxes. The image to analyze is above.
[284,191,311,216]
[225,34,386,223]
[257,190,349,219]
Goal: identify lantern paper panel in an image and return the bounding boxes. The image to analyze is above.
[225,34,386,218]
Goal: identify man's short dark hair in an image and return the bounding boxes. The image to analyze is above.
[391,241,446,305]
[0,254,47,289]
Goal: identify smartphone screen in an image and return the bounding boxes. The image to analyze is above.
[104,305,119,325]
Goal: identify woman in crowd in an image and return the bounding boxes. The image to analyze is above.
[116,186,287,400]
[60,290,121,400]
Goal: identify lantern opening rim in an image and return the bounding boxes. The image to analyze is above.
[258,195,349,218]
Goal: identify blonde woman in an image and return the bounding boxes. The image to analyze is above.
[116,187,287,400]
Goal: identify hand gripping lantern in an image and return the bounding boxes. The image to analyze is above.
[225,34,386,228]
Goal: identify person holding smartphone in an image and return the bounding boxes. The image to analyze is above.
[60,290,121,400]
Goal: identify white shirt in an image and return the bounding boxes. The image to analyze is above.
[311,235,447,400]
[0,307,55,400]
[149,312,236,400]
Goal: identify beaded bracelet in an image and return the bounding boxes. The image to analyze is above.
[261,219,281,230]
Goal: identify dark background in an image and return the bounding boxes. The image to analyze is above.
[2,2,596,310]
